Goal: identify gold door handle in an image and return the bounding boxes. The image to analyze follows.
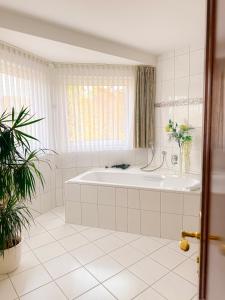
[179,231,221,252]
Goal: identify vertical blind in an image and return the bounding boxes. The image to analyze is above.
[54,64,135,152]
[0,43,53,149]
[0,43,137,152]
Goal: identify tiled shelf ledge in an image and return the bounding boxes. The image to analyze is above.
[65,183,201,240]
[155,97,203,107]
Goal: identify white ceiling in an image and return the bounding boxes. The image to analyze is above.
[0,0,207,63]
[0,28,139,64]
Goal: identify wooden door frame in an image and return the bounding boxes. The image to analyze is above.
[199,0,216,299]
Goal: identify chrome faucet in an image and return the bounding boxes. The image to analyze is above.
[171,154,178,166]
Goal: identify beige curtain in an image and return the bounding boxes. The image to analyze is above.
[134,65,156,148]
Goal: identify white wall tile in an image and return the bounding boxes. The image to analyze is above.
[98,186,115,206]
[40,192,55,213]
[65,201,81,224]
[174,77,189,100]
[161,213,183,240]
[173,106,188,124]
[55,169,63,188]
[175,47,189,56]
[162,58,174,81]
[161,192,183,214]
[64,183,80,202]
[175,54,189,78]
[128,209,141,234]
[81,185,98,204]
[62,168,77,183]
[183,216,200,232]
[189,75,204,98]
[141,211,160,237]
[189,150,202,173]
[81,203,98,227]
[162,80,174,101]
[116,188,127,207]
[127,189,140,209]
[140,190,160,211]
[116,207,128,232]
[183,194,201,216]
[55,188,63,206]
[155,46,204,175]
[160,106,174,125]
[98,205,115,230]
[190,49,205,75]
[188,104,203,127]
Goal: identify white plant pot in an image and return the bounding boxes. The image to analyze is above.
[0,240,22,274]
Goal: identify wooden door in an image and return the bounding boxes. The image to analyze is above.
[200,0,225,299]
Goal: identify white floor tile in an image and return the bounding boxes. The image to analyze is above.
[40,217,65,230]
[81,227,112,241]
[59,233,88,251]
[86,255,124,282]
[151,236,172,245]
[44,253,81,279]
[77,285,116,299]
[26,232,55,249]
[33,241,66,263]
[168,240,199,257]
[70,224,90,232]
[94,235,126,253]
[20,241,31,254]
[104,270,148,300]
[48,224,76,240]
[56,267,98,299]
[22,223,45,238]
[35,212,58,224]
[0,278,17,300]
[0,273,8,281]
[109,245,145,267]
[8,251,40,276]
[113,231,140,243]
[130,236,163,255]
[10,265,52,296]
[129,256,169,285]
[134,287,166,300]
[150,246,187,270]
[152,272,197,300]
[20,282,66,300]
[70,243,104,265]
[174,258,199,285]
[51,206,65,218]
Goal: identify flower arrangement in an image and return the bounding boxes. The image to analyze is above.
[165,119,193,148]
[165,120,194,174]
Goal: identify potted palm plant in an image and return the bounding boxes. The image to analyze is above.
[0,107,45,274]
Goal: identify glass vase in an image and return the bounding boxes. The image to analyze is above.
[182,141,192,173]
[179,146,184,176]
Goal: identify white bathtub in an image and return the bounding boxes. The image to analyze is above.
[68,168,200,192]
[65,168,201,240]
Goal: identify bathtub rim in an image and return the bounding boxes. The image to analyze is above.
[66,168,201,194]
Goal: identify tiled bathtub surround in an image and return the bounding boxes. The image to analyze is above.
[154,46,205,174]
[65,183,201,240]
[30,150,148,213]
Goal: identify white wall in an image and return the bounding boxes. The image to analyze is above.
[154,45,205,174]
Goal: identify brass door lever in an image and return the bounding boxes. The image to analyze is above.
[180,231,221,252]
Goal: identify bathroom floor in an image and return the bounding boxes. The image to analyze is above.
[1,206,199,300]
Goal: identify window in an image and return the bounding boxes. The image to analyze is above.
[55,65,135,152]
